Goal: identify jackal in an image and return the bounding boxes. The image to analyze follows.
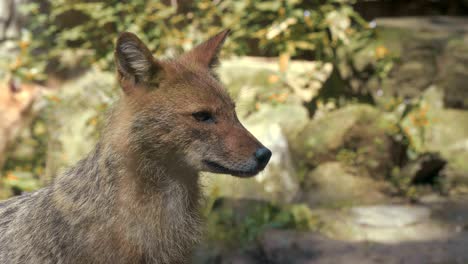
[0,30,271,263]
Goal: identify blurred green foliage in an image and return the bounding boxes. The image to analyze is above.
[205,200,323,246]
[385,97,436,198]
[3,0,396,135]
[17,0,384,79]
[1,113,49,198]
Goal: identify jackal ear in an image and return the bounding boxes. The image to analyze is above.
[115,32,162,91]
[182,29,231,69]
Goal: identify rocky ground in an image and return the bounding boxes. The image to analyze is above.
[194,196,468,264]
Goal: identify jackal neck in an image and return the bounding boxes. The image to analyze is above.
[52,139,202,262]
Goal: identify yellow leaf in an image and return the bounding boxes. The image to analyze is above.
[6,173,18,181]
[279,53,290,73]
[375,45,389,59]
[268,74,279,84]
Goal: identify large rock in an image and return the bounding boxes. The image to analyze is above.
[219,57,330,96]
[399,86,468,187]
[293,104,396,178]
[243,103,308,142]
[218,57,276,109]
[382,34,440,99]
[439,37,468,109]
[425,109,468,184]
[376,17,468,109]
[302,162,388,207]
[218,57,331,117]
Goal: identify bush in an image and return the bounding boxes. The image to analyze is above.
[18,1,384,77]
[205,198,323,246]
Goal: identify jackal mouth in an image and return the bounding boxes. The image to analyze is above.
[203,160,260,178]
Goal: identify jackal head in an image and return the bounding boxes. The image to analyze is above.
[114,30,271,177]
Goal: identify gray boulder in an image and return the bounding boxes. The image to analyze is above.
[302,162,388,207]
[439,37,468,109]
[425,109,468,185]
[376,17,468,109]
[293,104,396,178]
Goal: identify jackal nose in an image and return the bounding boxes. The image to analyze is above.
[255,147,272,168]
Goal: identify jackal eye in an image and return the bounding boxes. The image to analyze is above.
[192,111,214,123]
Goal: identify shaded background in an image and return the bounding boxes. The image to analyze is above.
[1,0,468,263]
